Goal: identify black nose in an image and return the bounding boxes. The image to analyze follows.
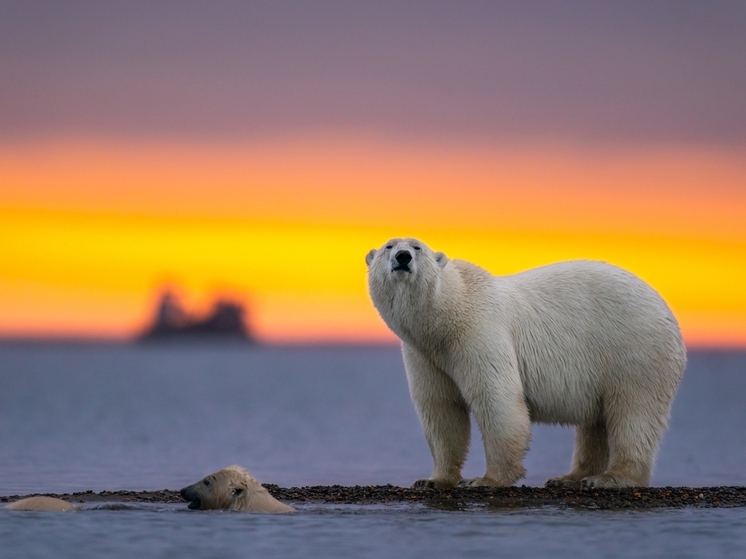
[395,250,412,265]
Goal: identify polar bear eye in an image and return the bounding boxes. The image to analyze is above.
[203,479,211,487]
[233,488,244,496]
[413,246,421,251]
[385,245,393,250]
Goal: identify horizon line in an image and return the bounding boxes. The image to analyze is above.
[1,334,743,352]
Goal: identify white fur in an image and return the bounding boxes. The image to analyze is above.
[180,465,295,513]
[5,496,78,511]
[366,238,686,489]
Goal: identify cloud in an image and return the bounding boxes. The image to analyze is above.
[1,2,745,143]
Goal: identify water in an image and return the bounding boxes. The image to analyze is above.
[1,343,745,558]
[2,504,746,559]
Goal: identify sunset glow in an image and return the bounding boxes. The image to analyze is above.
[2,139,745,346]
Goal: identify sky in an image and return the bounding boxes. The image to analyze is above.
[1,1,745,345]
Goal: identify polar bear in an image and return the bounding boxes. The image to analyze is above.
[180,466,295,513]
[366,238,686,489]
[5,496,78,511]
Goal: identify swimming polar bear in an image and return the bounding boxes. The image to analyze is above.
[180,466,295,512]
[4,496,78,511]
[366,238,686,489]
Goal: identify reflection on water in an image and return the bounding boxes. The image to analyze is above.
[2,502,746,559]
[0,344,745,494]
[1,344,745,558]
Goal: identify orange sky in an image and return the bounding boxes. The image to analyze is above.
[1,137,745,346]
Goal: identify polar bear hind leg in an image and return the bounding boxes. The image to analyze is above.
[581,405,662,488]
[551,382,668,489]
[546,421,610,487]
[590,374,674,488]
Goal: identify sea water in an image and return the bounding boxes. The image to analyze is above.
[1,343,745,558]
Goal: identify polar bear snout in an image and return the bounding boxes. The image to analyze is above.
[179,485,202,510]
[393,250,413,273]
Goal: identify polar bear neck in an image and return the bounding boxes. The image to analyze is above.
[378,259,487,350]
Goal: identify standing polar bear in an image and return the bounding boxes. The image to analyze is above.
[366,238,686,489]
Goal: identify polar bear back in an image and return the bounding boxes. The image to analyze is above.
[455,259,685,425]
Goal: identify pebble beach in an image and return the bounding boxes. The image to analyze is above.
[4,485,746,510]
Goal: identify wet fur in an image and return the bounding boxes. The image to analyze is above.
[5,496,78,511]
[180,465,295,513]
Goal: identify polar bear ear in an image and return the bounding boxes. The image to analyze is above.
[435,252,448,268]
[365,249,377,267]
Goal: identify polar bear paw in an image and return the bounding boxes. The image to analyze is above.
[412,478,458,489]
[457,477,507,488]
[580,474,636,489]
[545,475,582,489]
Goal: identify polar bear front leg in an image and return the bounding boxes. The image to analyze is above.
[402,344,471,489]
[459,360,531,487]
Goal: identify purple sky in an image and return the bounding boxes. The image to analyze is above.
[2,1,745,144]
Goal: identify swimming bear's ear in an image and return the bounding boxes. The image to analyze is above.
[435,252,448,268]
[366,249,377,267]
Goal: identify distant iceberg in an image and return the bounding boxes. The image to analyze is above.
[139,290,254,342]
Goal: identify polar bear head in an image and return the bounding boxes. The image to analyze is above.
[366,238,448,282]
[366,238,450,339]
[179,465,295,513]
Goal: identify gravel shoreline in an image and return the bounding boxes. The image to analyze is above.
[3,486,746,510]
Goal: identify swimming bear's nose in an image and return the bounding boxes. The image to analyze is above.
[395,250,412,265]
